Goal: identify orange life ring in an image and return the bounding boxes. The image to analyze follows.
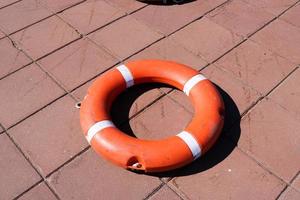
[80,60,224,172]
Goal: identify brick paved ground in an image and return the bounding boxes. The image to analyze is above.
[0,0,299,199]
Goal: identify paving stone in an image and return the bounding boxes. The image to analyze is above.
[132,0,226,35]
[0,0,52,34]
[127,95,192,140]
[111,84,166,126]
[207,0,274,37]
[0,134,41,200]
[251,19,300,64]
[59,0,125,34]
[89,15,162,60]
[171,17,243,62]
[237,98,300,182]
[39,38,118,91]
[18,182,57,200]
[278,187,300,200]
[129,37,208,70]
[170,148,285,200]
[0,63,64,128]
[0,30,5,38]
[201,65,261,130]
[104,0,146,14]
[165,90,194,114]
[9,95,88,176]
[39,0,84,13]
[0,0,18,8]
[11,16,80,60]
[292,173,300,191]
[48,149,162,200]
[269,69,300,121]
[0,37,31,79]
[243,0,298,15]
[149,185,181,200]
[280,3,300,29]
[71,79,93,101]
[215,40,296,94]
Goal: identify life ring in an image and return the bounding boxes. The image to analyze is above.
[80,60,224,172]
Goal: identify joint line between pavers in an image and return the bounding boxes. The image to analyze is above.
[12,179,44,200]
[240,67,299,120]
[1,126,63,200]
[166,180,191,200]
[237,147,289,186]
[143,182,166,200]
[0,128,47,199]
[275,185,289,200]
[45,146,90,179]
[0,0,22,10]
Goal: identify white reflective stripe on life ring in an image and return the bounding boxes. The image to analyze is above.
[177,131,201,159]
[117,64,134,88]
[86,120,115,144]
[183,74,207,96]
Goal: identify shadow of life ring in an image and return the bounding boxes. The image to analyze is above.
[79,60,224,172]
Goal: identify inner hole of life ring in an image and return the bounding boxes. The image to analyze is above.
[110,83,195,140]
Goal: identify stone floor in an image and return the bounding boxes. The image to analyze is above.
[0,0,299,199]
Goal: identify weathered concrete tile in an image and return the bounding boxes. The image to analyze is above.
[278,187,300,200]
[149,185,181,200]
[128,95,192,140]
[207,0,274,37]
[0,37,31,79]
[38,38,118,91]
[9,95,88,176]
[0,0,52,34]
[18,182,57,200]
[0,134,41,199]
[171,17,243,62]
[251,19,300,64]
[132,0,226,35]
[129,37,208,70]
[59,0,125,34]
[280,3,300,29]
[243,0,298,15]
[170,148,285,200]
[269,69,300,121]
[39,0,84,13]
[48,149,162,200]
[0,64,64,128]
[89,16,162,60]
[215,40,296,94]
[11,16,80,60]
[238,98,300,182]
